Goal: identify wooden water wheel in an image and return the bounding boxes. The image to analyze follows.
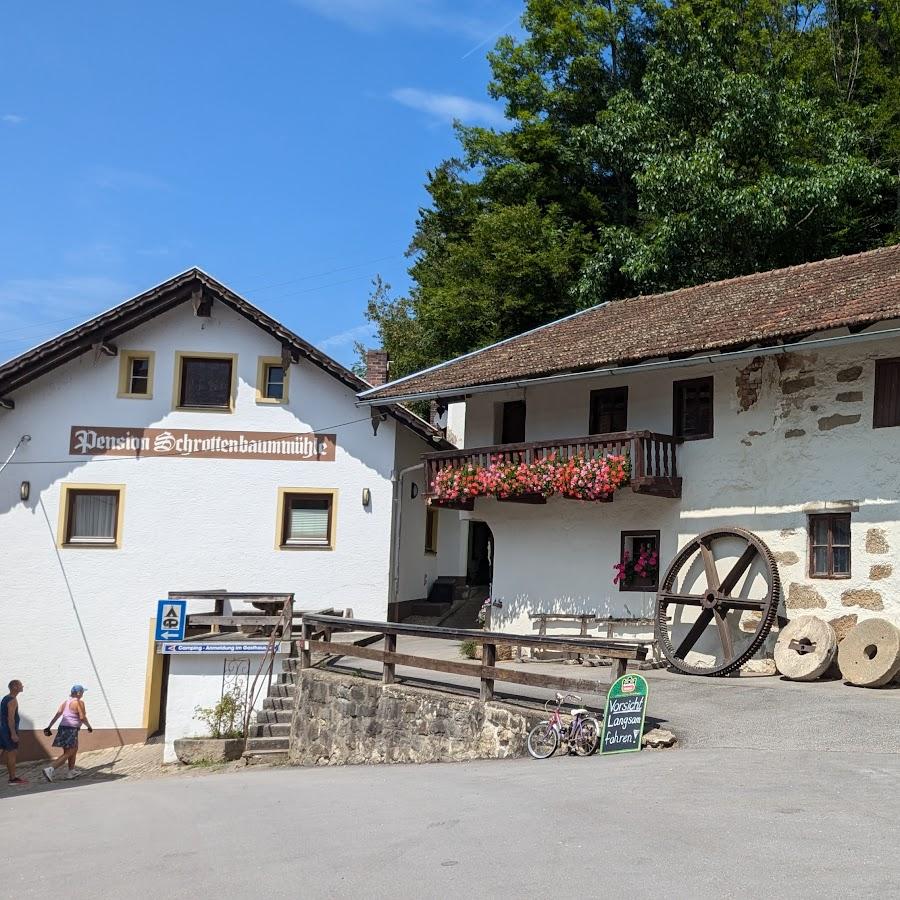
[655,527,781,676]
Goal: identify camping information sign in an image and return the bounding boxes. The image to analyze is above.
[600,673,649,755]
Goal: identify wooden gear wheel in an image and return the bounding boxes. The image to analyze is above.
[655,527,781,676]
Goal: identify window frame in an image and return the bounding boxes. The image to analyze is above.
[173,352,237,412]
[57,484,125,549]
[255,356,290,404]
[589,386,628,435]
[117,350,155,400]
[808,512,851,579]
[275,487,338,551]
[618,530,661,593]
[425,506,439,555]
[873,357,900,428]
[673,376,714,441]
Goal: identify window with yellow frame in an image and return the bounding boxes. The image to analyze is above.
[117,350,155,399]
[57,484,125,549]
[256,356,289,403]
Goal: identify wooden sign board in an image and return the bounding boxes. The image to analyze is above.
[600,673,649,755]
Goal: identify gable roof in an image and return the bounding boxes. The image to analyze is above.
[0,268,449,447]
[360,244,900,402]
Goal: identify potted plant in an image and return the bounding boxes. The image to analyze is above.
[174,687,247,764]
[613,545,659,590]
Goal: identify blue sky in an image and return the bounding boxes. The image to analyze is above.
[0,0,520,368]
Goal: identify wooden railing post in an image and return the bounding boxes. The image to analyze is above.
[481,643,496,701]
[383,633,397,684]
[299,619,312,670]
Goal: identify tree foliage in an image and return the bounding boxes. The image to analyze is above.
[365,0,900,379]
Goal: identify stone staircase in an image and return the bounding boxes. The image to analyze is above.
[242,657,300,765]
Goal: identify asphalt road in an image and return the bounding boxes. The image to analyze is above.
[5,749,898,899]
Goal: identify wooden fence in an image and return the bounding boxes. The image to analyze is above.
[298,614,649,700]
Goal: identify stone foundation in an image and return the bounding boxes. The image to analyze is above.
[289,670,539,766]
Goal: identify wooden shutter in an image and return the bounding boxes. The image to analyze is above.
[874,358,900,428]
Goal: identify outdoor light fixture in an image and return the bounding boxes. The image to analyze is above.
[19,481,29,502]
[362,487,371,507]
[410,482,419,500]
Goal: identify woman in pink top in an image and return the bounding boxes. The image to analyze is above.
[42,684,92,782]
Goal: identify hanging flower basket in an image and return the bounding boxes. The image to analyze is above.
[430,453,629,504]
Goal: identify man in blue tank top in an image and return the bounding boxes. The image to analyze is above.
[1,679,26,785]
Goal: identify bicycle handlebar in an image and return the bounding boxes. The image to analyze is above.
[555,691,582,702]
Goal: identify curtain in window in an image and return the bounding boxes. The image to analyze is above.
[287,496,330,545]
[72,493,117,541]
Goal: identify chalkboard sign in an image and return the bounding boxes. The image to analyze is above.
[600,673,649,755]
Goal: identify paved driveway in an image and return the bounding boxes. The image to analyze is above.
[6,749,899,899]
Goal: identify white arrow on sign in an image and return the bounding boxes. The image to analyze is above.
[159,630,181,639]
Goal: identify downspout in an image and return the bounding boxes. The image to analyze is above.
[390,462,424,608]
[0,434,31,477]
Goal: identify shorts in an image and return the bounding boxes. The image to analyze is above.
[52,726,80,749]
[0,732,17,752]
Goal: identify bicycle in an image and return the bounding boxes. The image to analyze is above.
[526,692,601,759]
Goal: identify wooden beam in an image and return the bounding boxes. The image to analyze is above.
[92,340,118,361]
[191,287,213,317]
[303,614,648,660]
[315,641,607,694]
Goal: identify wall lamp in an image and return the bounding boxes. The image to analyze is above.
[410,482,419,500]
[361,487,371,507]
[20,481,30,502]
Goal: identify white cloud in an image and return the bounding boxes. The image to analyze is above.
[292,0,515,40]
[2,114,24,125]
[317,322,375,352]
[0,275,133,363]
[88,166,169,192]
[390,87,505,127]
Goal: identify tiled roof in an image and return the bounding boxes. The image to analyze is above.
[0,268,450,448]
[361,244,900,401]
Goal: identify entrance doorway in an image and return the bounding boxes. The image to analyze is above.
[467,521,494,588]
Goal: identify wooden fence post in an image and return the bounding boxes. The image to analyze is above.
[383,634,396,684]
[299,620,312,670]
[481,643,496,701]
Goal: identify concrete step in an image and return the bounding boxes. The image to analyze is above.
[262,696,293,710]
[268,683,296,698]
[277,672,298,685]
[253,723,290,738]
[242,749,290,766]
[246,736,289,752]
[254,709,292,725]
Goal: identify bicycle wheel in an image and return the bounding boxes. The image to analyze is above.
[527,721,559,759]
[574,717,601,756]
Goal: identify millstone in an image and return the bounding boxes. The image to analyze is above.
[837,618,900,687]
[774,616,837,681]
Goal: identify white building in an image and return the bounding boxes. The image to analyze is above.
[0,269,461,760]
[360,245,900,672]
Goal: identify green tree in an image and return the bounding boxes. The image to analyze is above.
[365,0,897,379]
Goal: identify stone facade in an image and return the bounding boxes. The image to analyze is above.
[289,670,539,766]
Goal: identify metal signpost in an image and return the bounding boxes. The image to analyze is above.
[600,673,649,755]
[155,599,187,642]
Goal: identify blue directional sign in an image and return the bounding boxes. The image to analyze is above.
[155,599,187,642]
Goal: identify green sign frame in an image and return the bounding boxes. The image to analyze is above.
[600,672,649,755]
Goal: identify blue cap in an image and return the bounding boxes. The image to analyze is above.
[71,684,86,694]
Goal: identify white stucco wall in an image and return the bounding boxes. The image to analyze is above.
[162,650,287,763]
[394,425,463,603]
[0,299,437,743]
[458,329,900,638]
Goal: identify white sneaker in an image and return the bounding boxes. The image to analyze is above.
[42,766,54,782]
[65,769,81,780]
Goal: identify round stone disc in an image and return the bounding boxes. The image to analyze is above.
[837,618,900,687]
[774,616,837,681]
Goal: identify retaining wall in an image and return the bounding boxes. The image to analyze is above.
[289,670,539,765]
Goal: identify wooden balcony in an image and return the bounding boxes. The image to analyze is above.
[423,430,681,509]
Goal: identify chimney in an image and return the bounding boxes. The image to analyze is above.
[365,349,389,387]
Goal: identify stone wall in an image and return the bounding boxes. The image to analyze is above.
[289,670,539,765]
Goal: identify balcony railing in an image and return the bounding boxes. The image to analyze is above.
[423,430,681,508]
